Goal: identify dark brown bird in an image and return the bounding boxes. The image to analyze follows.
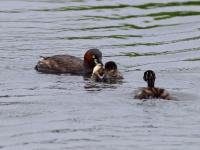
[35,49,102,77]
[135,70,171,100]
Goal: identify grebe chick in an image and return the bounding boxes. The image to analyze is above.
[35,49,102,77]
[135,70,171,100]
[103,61,123,82]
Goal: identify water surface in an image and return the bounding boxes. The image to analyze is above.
[0,0,200,149]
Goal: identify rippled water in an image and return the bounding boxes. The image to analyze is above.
[1,0,200,149]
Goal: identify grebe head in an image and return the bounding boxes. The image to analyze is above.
[104,61,123,82]
[105,61,117,71]
[84,49,102,66]
[83,49,102,76]
[143,70,156,88]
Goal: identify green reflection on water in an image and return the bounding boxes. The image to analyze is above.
[84,11,200,21]
[121,51,167,57]
[58,34,141,40]
[71,23,177,32]
[34,1,200,21]
[121,47,200,57]
[185,58,200,61]
[114,35,200,48]
[37,1,200,12]
[135,1,200,9]
[40,4,130,11]
[148,11,200,20]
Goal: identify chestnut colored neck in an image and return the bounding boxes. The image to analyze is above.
[83,61,95,76]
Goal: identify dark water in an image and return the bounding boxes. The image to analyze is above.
[1,0,200,149]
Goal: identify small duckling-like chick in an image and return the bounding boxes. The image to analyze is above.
[103,61,123,82]
[135,70,171,100]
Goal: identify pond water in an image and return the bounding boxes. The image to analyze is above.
[0,0,200,149]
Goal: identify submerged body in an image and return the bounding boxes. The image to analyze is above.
[135,87,171,100]
[35,49,102,76]
[135,70,171,100]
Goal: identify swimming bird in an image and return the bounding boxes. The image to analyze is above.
[135,70,171,100]
[35,49,102,77]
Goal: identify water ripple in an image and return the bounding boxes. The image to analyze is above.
[33,1,200,12]
[135,1,200,9]
[1,0,200,150]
